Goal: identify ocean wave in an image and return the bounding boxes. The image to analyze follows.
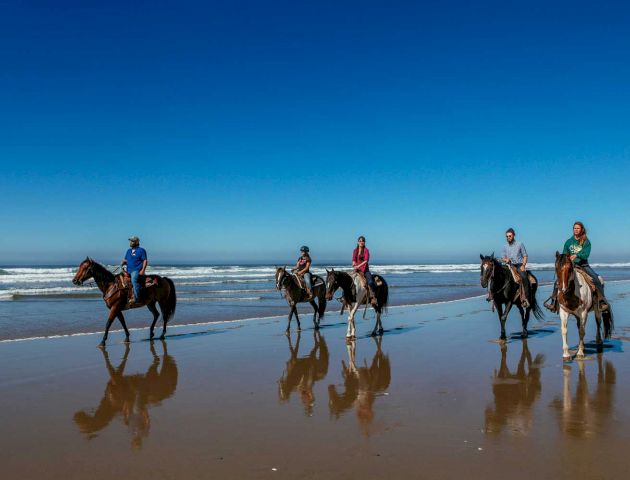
[0,286,99,301]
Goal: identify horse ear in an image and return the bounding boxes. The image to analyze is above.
[325,268,329,273]
[555,251,560,259]
[479,254,484,261]
[491,252,495,259]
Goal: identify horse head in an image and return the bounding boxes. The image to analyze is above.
[325,268,338,301]
[480,253,496,288]
[73,257,95,286]
[275,266,288,290]
[556,251,575,294]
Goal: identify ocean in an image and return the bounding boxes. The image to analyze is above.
[2,262,630,342]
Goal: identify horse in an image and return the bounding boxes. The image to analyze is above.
[275,267,327,333]
[554,252,613,360]
[324,269,389,339]
[480,254,544,340]
[72,257,177,346]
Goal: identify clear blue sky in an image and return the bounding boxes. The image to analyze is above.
[1,0,629,265]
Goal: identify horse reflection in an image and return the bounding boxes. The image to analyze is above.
[551,355,615,438]
[74,340,178,449]
[278,330,329,415]
[328,336,391,436]
[485,339,544,435]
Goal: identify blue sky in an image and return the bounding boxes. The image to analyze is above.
[1,1,629,264]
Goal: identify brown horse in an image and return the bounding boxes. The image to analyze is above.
[72,257,176,346]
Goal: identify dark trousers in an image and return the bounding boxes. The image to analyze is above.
[513,264,530,300]
[580,264,604,291]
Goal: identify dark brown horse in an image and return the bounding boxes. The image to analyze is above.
[480,254,544,340]
[275,267,327,333]
[73,257,176,346]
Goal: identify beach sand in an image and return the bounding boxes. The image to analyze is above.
[2,282,630,479]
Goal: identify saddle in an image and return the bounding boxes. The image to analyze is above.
[291,273,323,292]
[104,273,158,304]
[574,266,600,294]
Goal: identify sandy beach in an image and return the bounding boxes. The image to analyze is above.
[2,281,630,479]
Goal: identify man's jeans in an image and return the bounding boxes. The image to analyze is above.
[130,270,142,301]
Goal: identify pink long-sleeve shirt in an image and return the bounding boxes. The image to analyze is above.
[352,247,370,273]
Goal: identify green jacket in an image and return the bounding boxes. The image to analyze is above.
[563,237,591,265]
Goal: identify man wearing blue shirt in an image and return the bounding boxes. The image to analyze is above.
[501,228,530,308]
[121,236,148,304]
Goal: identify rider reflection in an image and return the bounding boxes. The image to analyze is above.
[485,339,544,435]
[73,340,178,449]
[278,331,329,416]
[551,354,616,438]
[328,336,391,436]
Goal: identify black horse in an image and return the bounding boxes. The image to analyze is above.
[275,267,327,333]
[325,269,389,338]
[480,254,544,340]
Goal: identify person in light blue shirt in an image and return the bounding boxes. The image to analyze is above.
[121,236,148,304]
[501,228,530,307]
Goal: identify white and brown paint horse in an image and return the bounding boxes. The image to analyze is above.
[325,269,389,339]
[555,252,613,360]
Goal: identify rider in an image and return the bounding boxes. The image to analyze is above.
[545,221,608,312]
[352,235,377,306]
[293,246,313,300]
[501,228,530,308]
[121,236,148,304]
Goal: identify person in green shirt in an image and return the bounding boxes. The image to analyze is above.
[545,221,608,312]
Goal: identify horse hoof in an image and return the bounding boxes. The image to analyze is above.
[285,330,290,336]
[370,331,377,337]
[159,335,165,340]
[522,331,528,338]
[563,355,571,361]
[378,329,384,335]
[98,342,106,348]
[124,337,130,344]
[576,353,585,360]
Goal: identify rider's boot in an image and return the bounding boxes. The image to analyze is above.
[596,288,609,312]
[544,283,558,313]
[305,287,313,301]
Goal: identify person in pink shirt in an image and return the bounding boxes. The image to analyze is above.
[352,235,377,305]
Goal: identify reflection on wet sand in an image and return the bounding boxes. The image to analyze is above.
[73,341,178,449]
[485,339,544,435]
[551,355,616,438]
[328,336,391,436]
[278,331,329,415]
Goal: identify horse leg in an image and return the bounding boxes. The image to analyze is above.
[286,305,294,334]
[595,312,603,347]
[117,312,130,343]
[560,309,571,360]
[159,311,168,340]
[309,299,319,329]
[516,305,528,338]
[496,303,506,340]
[576,310,587,359]
[99,308,118,347]
[294,306,301,331]
[147,302,160,340]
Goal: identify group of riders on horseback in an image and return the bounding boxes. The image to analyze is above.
[73,221,611,352]
[291,236,378,307]
[490,222,609,315]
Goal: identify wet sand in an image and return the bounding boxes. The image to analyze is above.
[2,282,630,479]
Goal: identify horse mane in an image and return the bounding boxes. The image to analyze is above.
[90,259,115,282]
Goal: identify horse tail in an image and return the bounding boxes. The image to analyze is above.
[603,306,614,339]
[377,277,389,314]
[318,294,327,317]
[162,277,177,323]
[529,273,544,321]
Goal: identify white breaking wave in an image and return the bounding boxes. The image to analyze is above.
[0,286,100,301]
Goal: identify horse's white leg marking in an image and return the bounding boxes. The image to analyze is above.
[560,308,570,360]
[576,274,591,359]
